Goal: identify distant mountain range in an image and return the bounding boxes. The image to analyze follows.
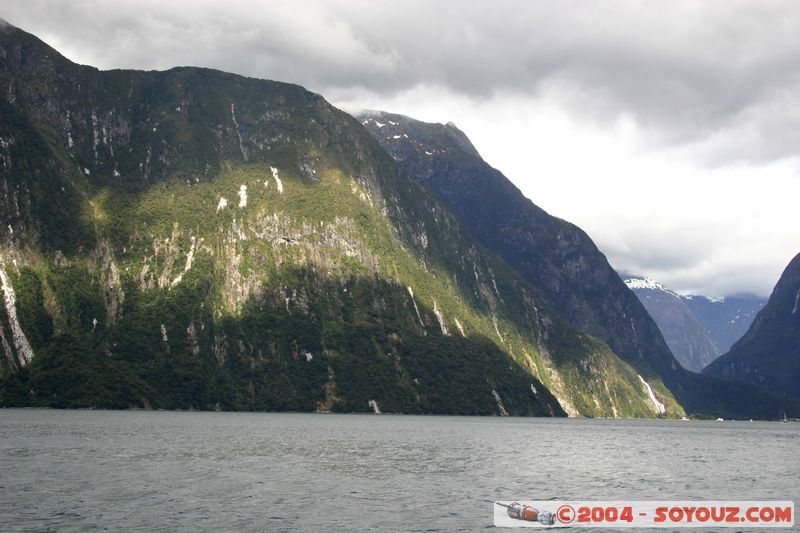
[623,277,765,372]
[683,293,766,354]
[704,252,800,400]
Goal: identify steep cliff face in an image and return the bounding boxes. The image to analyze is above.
[360,111,800,419]
[359,112,679,375]
[704,252,800,400]
[0,22,677,417]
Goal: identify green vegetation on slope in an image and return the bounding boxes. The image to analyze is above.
[0,21,687,417]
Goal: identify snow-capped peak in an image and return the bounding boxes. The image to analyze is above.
[625,277,728,303]
[361,118,386,128]
[681,293,726,303]
[624,277,673,293]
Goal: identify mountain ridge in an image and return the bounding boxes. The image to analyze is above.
[684,293,766,354]
[623,275,766,371]
[623,276,722,371]
[0,21,682,417]
[360,110,799,419]
[703,252,800,400]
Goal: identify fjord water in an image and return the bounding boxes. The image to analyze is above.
[1,410,797,531]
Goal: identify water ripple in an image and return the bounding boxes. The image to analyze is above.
[1,411,798,531]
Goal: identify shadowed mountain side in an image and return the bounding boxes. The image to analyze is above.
[0,265,564,415]
[360,111,800,419]
[704,252,800,401]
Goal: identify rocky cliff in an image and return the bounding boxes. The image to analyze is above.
[360,110,799,419]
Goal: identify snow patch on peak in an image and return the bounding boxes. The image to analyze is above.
[624,277,667,291]
[624,277,678,296]
[681,293,726,303]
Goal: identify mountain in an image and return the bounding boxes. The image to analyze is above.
[623,276,766,371]
[359,110,800,419]
[704,252,800,400]
[0,21,681,417]
[683,294,766,354]
[622,277,720,372]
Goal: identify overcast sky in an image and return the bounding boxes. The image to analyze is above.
[4,0,799,297]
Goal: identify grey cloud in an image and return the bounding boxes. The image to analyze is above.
[600,230,722,277]
[5,1,800,164]
[604,229,793,298]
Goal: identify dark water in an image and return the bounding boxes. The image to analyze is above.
[0,410,797,531]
